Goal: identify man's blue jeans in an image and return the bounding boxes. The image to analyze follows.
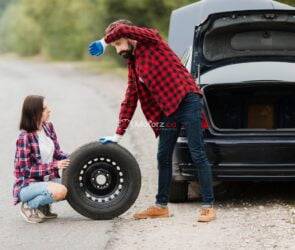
[156,92,214,206]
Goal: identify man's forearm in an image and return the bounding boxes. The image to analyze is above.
[104,24,158,44]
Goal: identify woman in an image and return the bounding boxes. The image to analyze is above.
[13,95,70,223]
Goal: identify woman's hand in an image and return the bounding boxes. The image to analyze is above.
[57,159,70,169]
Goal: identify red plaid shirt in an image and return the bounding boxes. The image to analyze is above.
[13,122,68,205]
[105,24,202,137]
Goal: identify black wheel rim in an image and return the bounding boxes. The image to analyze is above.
[77,156,126,204]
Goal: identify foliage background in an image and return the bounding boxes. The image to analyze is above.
[0,0,294,61]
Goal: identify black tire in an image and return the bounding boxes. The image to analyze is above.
[62,142,141,220]
[213,181,231,200]
[169,181,188,203]
[189,180,229,201]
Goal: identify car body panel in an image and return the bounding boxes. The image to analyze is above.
[174,137,295,181]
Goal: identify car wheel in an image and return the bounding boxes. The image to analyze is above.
[188,181,229,201]
[169,181,188,203]
[62,142,141,220]
[213,181,229,199]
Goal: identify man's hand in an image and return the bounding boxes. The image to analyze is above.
[99,134,122,144]
[57,159,70,169]
[88,38,107,56]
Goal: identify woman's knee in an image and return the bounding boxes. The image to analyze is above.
[58,185,68,200]
[47,183,67,201]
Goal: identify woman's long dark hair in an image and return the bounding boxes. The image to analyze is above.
[19,95,44,132]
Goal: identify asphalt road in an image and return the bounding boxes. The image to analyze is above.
[0,57,135,250]
[3,57,295,250]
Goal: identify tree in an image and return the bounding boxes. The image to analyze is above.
[0,3,41,55]
[20,0,105,60]
[103,0,197,38]
[0,0,15,16]
[1,0,295,60]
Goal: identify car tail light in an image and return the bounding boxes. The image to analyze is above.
[201,111,209,129]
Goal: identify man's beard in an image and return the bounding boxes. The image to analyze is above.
[119,44,134,59]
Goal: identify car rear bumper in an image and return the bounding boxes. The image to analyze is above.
[173,136,295,181]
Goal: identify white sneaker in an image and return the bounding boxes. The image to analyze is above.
[20,203,45,223]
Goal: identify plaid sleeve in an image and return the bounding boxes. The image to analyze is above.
[116,69,138,136]
[105,24,159,44]
[47,122,69,160]
[29,161,58,179]
[15,133,58,179]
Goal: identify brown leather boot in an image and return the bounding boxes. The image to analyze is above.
[133,205,170,220]
[197,207,216,222]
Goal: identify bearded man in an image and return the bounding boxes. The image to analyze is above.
[89,20,216,222]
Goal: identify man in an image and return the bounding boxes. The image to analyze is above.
[89,20,216,222]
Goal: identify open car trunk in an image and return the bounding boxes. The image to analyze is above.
[203,82,295,131]
[196,10,295,75]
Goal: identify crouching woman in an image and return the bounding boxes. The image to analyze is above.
[13,95,70,223]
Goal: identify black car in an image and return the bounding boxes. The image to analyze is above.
[168,0,295,201]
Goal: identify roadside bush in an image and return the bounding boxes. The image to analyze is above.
[0,3,41,55]
[2,0,294,61]
[21,0,105,60]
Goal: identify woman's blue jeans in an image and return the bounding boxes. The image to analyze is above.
[19,179,61,209]
[156,92,214,206]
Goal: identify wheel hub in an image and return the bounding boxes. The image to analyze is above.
[78,158,125,203]
[91,169,112,190]
[96,174,107,185]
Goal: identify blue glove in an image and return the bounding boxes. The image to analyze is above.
[88,38,107,57]
[99,134,122,144]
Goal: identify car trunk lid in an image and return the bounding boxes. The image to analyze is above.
[195,9,295,75]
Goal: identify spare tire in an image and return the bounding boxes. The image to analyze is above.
[62,142,141,220]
